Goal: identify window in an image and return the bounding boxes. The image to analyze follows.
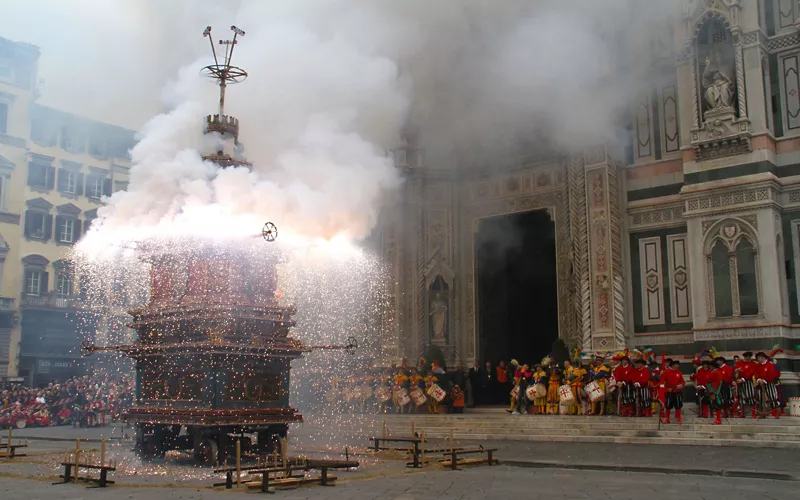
[57,169,83,195]
[87,177,102,198]
[26,271,43,295]
[86,175,111,199]
[24,211,53,241]
[0,102,7,135]
[58,218,75,243]
[55,270,73,297]
[27,163,56,190]
[707,224,760,319]
[711,240,733,317]
[736,239,758,316]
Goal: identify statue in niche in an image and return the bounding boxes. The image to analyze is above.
[703,53,735,111]
[696,19,737,118]
[429,276,449,343]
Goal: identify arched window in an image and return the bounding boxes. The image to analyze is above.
[705,221,761,319]
[711,239,733,317]
[735,238,758,316]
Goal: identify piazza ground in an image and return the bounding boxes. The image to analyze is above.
[0,422,797,499]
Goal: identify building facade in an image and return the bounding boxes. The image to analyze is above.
[0,36,134,384]
[380,1,800,393]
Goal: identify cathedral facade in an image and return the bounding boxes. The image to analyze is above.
[378,1,799,392]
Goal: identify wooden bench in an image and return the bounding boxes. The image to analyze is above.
[0,441,27,459]
[57,462,116,487]
[213,459,307,489]
[439,447,498,470]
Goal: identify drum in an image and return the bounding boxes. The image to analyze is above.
[410,387,427,407]
[396,388,411,407]
[360,386,373,400]
[789,397,800,417]
[585,381,604,403]
[525,385,538,401]
[510,386,520,399]
[15,420,26,429]
[607,376,617,393]
[375,387,391,402]
[427,383,447,402]
[535,384,547,398]
[558,384,575,404]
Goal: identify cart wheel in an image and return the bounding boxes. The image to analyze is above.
[193,438,219,465]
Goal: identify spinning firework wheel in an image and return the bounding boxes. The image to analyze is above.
[262,222,278,242]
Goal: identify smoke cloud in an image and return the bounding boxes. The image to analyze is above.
[2,0,676,246]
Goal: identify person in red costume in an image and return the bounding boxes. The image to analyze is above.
[614,356,635,417]
[754,351,781,419]
[734,351,758,418]
[706,361,725,425]
[714,357,734,417]
[632,359,652,417]
[661,360,685,424]
[690,360,713,418]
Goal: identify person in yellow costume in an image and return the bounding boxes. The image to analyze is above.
[545,358,562,415]
[588,358,611,415]
[507,359,521,413]
[423,373,440,414]
[532,364,548,414]
[569,360,588,415]
[393,370,410,414]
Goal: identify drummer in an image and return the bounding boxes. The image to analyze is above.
[424,371,440,414]
[569,359,588,415]
[588,358,610,416]
[532,364,548,414]
[512,364,533,415]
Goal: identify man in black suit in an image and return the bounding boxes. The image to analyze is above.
[479,361,494,405]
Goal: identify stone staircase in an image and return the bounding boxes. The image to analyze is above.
[363,408,800,448]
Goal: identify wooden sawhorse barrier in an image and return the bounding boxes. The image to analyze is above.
[440,447,499,470]
[0,428,27,459]
[54,439,116,488]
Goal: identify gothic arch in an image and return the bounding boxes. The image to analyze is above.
[703,218,762,319]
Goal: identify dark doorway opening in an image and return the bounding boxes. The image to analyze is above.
[476,209,558,366]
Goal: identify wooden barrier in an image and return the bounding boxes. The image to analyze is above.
[0,427,27,459]
[55,439,117,488]
[439,447,499,470]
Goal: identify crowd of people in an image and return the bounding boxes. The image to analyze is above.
[0,374,134,429]
[499,347,787,423]
[316,346,788,422]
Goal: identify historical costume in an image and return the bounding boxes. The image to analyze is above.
[706,361,725,425]
[613,356,635,417]
[513,365,533,415]
[545,360,562,415]
[393,370,410,414]
[588,358,610,416]
[423,373,440,414]
[568,358,587,415]
[632,359,652,417]
[661,360,684,424]
[691,361,713,418]
[507,359,521,413]
[714,357,734,418]
[734,352,758,418]
[532,365,548,414]
[754,352,781,419]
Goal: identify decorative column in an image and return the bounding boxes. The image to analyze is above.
[583,147,627,350]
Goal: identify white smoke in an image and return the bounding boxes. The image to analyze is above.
[2,0,676,248]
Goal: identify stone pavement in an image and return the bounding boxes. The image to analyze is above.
[0,465,794,500]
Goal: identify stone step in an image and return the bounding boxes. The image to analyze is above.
[406,426,798,441]
[410,431,800,448]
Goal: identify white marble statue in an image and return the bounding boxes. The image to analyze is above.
[703,54,735,111]
[430,293,448,341]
